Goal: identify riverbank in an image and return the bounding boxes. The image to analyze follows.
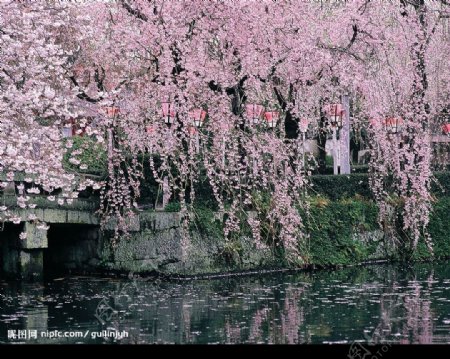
[18,195,448,280]
[2,174,449,280]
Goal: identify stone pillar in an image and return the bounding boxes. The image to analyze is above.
[2,222,48,280]
[162,176,170,209]
[332,127,339,175]
[340,94,351,174]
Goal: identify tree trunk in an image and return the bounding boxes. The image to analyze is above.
[316,114,328,174]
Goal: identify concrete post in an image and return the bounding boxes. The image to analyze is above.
[340,94,351,174]
[107,128,113,159]
[195,132,200,154]
[162,176,170,209]
[332,127,339,175]
[302,132,306,170]
[22,222,48,249]
[2,222,48,280]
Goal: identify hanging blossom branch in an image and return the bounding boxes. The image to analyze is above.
[2,0,448,263]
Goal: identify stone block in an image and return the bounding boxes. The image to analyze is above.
[141,212,180,231]
[42,209,66,223]
[15,208,45,222]
[33,209,45,221]
[105,214,140,232]
[66,210,99,225]
[21,222,48,249]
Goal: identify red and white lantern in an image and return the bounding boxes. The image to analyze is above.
[384,117,403,134]
[264,111,280,128]
[162,102,176,124]
[189,108,207,128]
[245,104,265,125]
[103,106,120,118]
[325,103,344,127]
[442,123,450,137]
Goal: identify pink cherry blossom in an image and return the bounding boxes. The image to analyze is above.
[1,1,448,259]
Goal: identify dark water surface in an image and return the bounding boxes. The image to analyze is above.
[0,261,449,344]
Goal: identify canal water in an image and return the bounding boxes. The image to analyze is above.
[0,261,449,344]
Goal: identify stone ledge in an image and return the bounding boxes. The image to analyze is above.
[8,208,99,225]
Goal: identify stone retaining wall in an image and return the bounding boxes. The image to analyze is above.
[0,210,406,279]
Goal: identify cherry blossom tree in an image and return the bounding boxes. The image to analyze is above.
[347,0,450,256]
[1,0,449,262]
[0,1,102,231]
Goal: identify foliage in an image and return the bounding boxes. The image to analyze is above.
[164,201,181,212]
[136,154,161,206]
[62,136,108,177]
[414,197,450,260]
[313,165,369,175]
[310,174,372,200]
[302,196,379,266]
[189,205,224,239]
[431,172,450,198]
[309,172,450,201]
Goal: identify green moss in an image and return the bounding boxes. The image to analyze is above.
[412,197,450,260]
[219,240,244,266]
[189,195,385,267]
[325,155,334,167]
[429,197,450,258]
[431,172,450,198]
[304,196,379,266]
[98,196,450,275]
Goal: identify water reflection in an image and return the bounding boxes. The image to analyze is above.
[0,262,449,344]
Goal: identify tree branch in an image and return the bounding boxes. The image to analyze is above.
[273,87,286,110]
[317,24,362,61]
[69,75,103,103]
[119,0,148,22]
[94,67,106,93]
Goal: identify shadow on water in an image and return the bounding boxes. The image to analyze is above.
[0,261,449,344]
